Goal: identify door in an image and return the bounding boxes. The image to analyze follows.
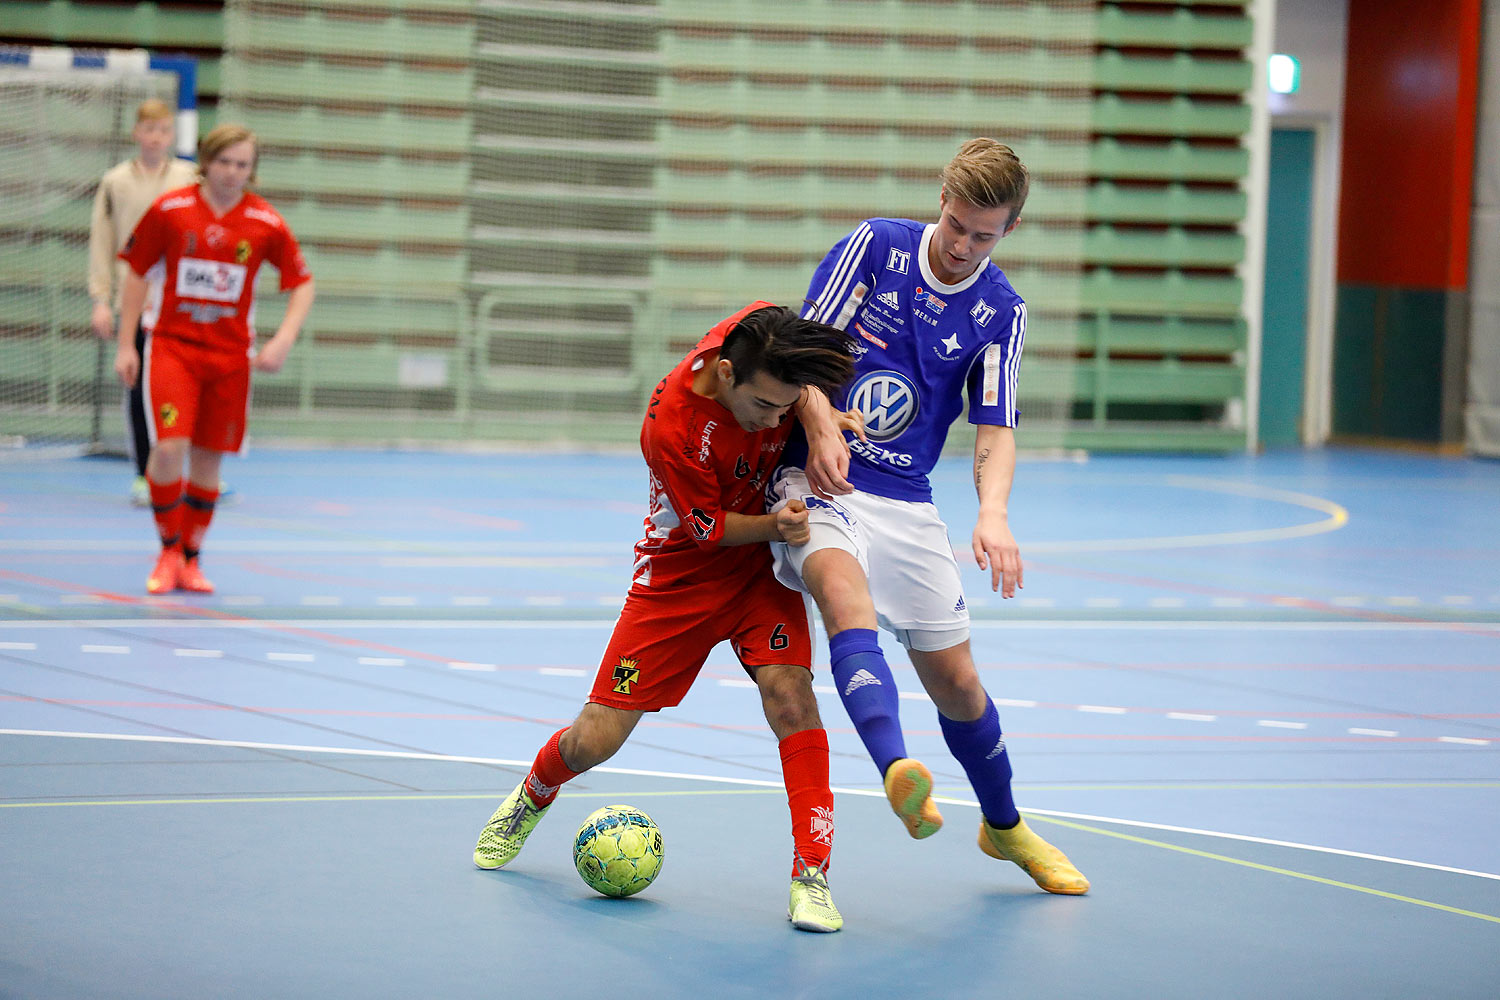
[1260,127,1317,447]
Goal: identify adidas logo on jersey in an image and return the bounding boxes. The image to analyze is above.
[876,289,900,309]
[842,668,882,696]
[985,738,1007,760]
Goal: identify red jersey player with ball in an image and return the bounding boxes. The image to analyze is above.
[114,124,314,595]
[472,303,863,932]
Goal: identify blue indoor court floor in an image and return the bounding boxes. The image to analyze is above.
[1,445,1497,998]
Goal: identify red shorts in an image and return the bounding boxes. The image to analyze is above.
[144,334,250,452]
[588,569,813,712]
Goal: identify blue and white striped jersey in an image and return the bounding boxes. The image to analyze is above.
[788,217,1027,503]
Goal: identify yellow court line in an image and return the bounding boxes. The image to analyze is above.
[1029,814,1500,925]
[1026,476,1349,553]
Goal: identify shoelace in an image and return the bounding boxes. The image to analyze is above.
[495,797,532,838]
[791,872,834,909]
[791,850,834,908]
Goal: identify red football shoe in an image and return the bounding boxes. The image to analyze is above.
[146,548,184,595]
[177,557,215,594]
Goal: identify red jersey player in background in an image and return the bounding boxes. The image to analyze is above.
[114,123,314,595]
[472,303,863,932]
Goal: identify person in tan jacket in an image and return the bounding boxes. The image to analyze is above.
[88,98,197,505]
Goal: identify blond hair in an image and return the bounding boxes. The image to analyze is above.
[941,138,1029,222]
[135,98,174,124]
[197,123,259,184]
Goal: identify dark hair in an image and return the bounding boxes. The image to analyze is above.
[720,306,856,399]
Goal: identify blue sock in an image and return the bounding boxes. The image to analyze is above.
[939,698,1020,829]
[828,628,907,777]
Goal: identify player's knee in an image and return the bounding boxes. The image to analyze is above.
[802,555,874,628]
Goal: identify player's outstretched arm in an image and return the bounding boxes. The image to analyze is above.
[972,424,1023,597]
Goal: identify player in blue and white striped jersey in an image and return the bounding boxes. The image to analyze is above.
[769,138,1089,895]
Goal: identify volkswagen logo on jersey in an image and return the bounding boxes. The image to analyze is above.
[849,370,919,441]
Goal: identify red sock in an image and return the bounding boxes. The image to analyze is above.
[181,481,220,559]
[523,728,581,808]
[147,476,184,549]
[779,727,834,875]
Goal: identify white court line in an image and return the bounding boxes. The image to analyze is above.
[1258,720,1309,730]
[358,657,405,667]
[1168,712,1218,721]
[2,728,1495,882]
[173,649,223,659]
[0,641,37,650]
[267,652,315,662]
[81,644,129,654]
[4,618,1498,633]
[1349,728,1399,737]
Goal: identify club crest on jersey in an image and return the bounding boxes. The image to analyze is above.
[612,658,641,695]
[886,249,910,274]
[934,331,963,360]
[688,507,716,540]
[158,402,179,428]
[849,370,919,441]
[235,239,252,265]
[971,298,996,327]
[913,286,947,315]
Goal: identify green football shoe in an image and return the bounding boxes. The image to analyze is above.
[473,781,550,870]
[787,861,843,933]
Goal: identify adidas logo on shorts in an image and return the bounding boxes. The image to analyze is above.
[954,596,966,612]
[843,668,881,696]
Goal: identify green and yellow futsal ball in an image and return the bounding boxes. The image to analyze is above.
[573,804,664,898]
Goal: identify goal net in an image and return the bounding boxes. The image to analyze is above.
[0,60,177,450]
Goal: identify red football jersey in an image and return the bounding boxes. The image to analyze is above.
[632,301,794,591]
[120,184,311,351]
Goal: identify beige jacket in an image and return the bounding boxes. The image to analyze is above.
[88,157,198,323]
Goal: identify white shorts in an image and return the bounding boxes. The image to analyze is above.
[768,468,969,649]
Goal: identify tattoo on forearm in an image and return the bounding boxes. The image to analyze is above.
[976,447,991,491]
